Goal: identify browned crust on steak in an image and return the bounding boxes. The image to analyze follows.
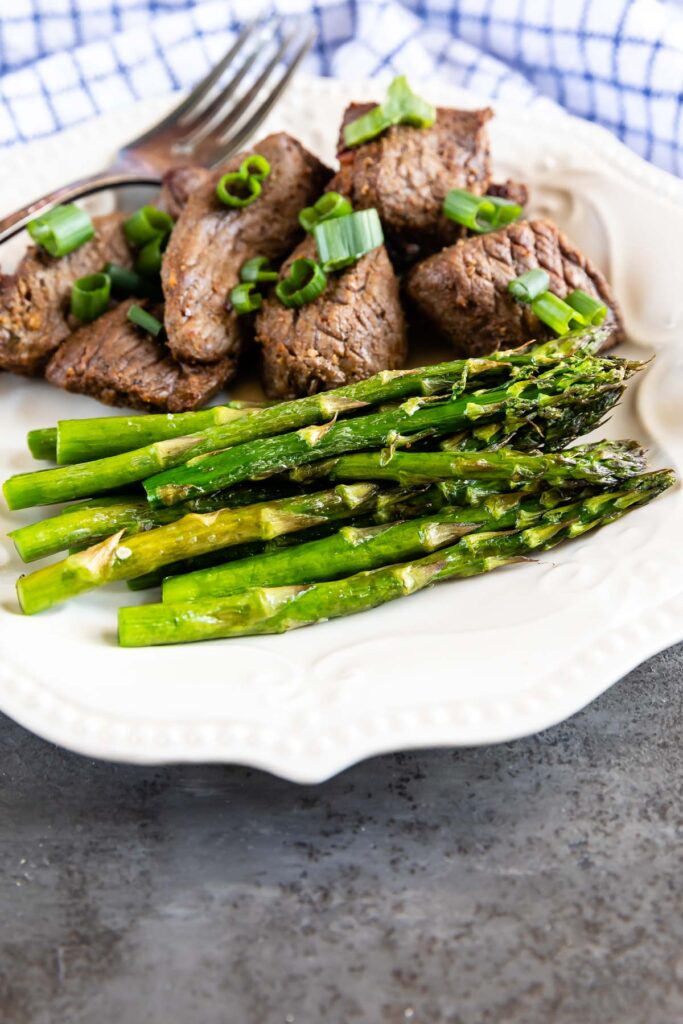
[256,236,406,399]
[45,299,232,411]
[162,133,331,365]
[336,104,493,261]
[159,166,211,219]
[0,212,132,376]
[487,179,529,207]
[405,219,624,356]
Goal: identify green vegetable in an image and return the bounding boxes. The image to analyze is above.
[0,325,615,510]
[229,282,262,315]
[299,192,353,233]
[314,209,384,271]
[507,269,550,302]
[27,204,95,257]
[15,484,389,614]
[118,471,676,645]
[123,206,173,247]
[127,304,164,337]
[216,155,271,208]
[239,256,279,283]
[275,258,327,308]
[70,272,111,322]
[443,189,523,233]
[143,355,639,508]
[343,76,436,147]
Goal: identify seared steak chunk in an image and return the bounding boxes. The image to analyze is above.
[0,212,132,376]
[162,133,330,369]
[486,178,529,207]
[256,236,406,399]
[336,105,493,260]
[46,299,231,411]
[405,219,624,356]
[159,166,210,218]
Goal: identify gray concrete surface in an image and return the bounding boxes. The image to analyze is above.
[1,643,682,1024]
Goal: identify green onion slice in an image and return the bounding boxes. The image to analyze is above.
[383,75,436,128]
[444,189,523,233]
[565,289,607,325]
[299,192,353,233]
[230,282,263,315]
[70,273,111,322]
[531,292,586,336]
[275,259,327,309]
[27,204,95,257]
[216,155,271,208]
[124,206,174,247]
[103,263,148,297]
[507,268,550,303]
[343,75,436,147]
[239,256,278,284]
[313,209,384,272]
[240,154,271,182]
[127,304,164,337]
[216,172,262,208]
[135,235,167,276]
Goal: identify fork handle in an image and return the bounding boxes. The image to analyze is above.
[0,170,162,246]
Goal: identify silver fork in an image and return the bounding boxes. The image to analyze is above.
[0,17,315,244]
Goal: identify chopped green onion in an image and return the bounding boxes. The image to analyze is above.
[508,268,550,303]
[239,256,278,284]
[229,282,263,315]
[565,289,607,325]
[127,304,164,337]
[343,75,436,147]
[216,155,271,208]
[124,206,173,247]
[216,172,262,208]
[275,258,327,309]
[70,273,111,322]
[444,189,523,233]
[103,262,148,297]
[313,209,384,272]
[27,204,95,257]
[135,235,167,276]
[240,154,271,182]
[299,192,353,233]
[531,292,586,336]
[383,75,436,128]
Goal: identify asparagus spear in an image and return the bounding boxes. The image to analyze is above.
[288,440,647,490]
[9,480,299,562]
[161,486,584,603]
[1,329,613,510]
[129,477,578,591]
[119,470,675,646]
[143,356,638,507]
[17,483,424,614]
[27,428,57,461]
[53,401,270,464]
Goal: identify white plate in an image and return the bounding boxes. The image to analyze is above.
[1,76,682,782]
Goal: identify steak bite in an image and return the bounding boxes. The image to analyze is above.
[255,236,406,399]
[159,166,210,218]
[0,212,132,376]
[336,104,493,260]
[162,133,330,370]
[405,219,624,357]
[46,299,232,412]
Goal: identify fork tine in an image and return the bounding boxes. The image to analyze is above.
[188,27,297,146]
[206,31,315,166]
[181,18,284,139]
[123,19,264,148]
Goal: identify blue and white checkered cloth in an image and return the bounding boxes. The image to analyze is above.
[1,0,682,176]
